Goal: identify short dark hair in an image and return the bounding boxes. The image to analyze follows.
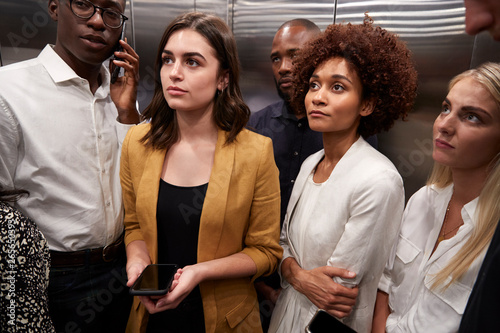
[292,16,418,137]
[277,18,321,34]
[141,12,250,150]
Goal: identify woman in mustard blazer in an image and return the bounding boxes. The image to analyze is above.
[120,12,282,333]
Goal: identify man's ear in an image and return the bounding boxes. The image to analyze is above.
[360,98,375,117]
[48,0,59,22]
[217,70,229,91]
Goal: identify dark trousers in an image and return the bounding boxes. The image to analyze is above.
[48,251,132,333]
[256,272,281,333]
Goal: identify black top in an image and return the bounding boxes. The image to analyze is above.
[156,179,208,268]
[147,180,209,332]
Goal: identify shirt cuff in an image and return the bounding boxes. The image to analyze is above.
[378,271,392,294]
[278,249,294,289]
[115,117,144,145]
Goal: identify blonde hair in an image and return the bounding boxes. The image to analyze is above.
[428,62,500,290]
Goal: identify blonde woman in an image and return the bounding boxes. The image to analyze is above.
[373,62,500,332]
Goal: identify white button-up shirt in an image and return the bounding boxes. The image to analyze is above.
[379,184,484,332]
[0,45,134,251]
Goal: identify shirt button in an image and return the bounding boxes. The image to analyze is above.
[291,179,295,183]
[97,134,102,140]
[298,123,302,128]
[106,201,111,207]
[101,169,105,174]
[293,151,299,156]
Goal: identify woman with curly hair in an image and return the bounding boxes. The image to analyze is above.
[268,17,417,333]
[373,63,500,333]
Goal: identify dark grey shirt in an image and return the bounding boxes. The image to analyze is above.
[248,100,323,225]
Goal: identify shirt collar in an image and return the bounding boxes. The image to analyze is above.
[280,100,298,120]
[38,44,111,92]
[430,183,479,226]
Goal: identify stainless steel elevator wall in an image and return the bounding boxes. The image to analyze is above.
[1,0,499,199]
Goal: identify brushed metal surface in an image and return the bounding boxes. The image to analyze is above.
[1,0,499,199]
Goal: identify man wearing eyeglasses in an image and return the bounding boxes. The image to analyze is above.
[0,0,140,332]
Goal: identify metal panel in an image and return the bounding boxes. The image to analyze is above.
[334,0,499,198]
[232,0,336,111]
[0,0,58,65]
[1,0,499,200]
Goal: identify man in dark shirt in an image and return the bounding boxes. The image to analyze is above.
[459,1,500,331]
[247,19,322,331]
[248,19,322,227]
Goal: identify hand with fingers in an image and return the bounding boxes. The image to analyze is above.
[283,258,359,319]
[110,38,141,124]
[138,267,202,314]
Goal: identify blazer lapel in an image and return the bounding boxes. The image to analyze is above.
[198,130,234,262]
[136,148,166,264]
[286,150,324,218]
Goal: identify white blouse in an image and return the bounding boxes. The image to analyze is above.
[379,184,484,333]
[269,137,404,333]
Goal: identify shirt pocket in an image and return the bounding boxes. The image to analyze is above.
[395,235,420,264]
[388,235,421,312]
[225,294,258,329]
[424,267,472,315]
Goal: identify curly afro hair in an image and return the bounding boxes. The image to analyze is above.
[291,16,418,137]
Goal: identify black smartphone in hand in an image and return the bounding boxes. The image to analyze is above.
[130,264,178,296]
[305,309,357,333]
[111,20,126,84]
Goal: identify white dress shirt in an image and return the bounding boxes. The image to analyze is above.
[379,184,484,332]
[269,137,404,333]
[0,45,134,251]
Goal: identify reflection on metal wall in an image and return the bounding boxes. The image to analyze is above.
[1,0,499,199]
[334,0,478,199]
[233,0,336,111]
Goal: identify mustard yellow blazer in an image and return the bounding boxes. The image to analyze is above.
[120,124,282,333]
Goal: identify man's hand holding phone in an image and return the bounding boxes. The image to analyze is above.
[109,26,141,124]
[111,20,127,84]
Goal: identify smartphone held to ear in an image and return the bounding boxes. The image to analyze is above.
[130,264,178,296]
[111,20,126,84]
[305,309,357,333]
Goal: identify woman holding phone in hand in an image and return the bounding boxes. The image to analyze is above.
[120,12,282,333]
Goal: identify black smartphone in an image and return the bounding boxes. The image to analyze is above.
[130,264,178,296]
[110,20,126,84]
[305,309,357,333]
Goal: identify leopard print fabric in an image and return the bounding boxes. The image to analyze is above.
[0,201,54,332]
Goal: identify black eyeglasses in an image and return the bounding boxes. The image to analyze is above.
[70,0,128,29]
